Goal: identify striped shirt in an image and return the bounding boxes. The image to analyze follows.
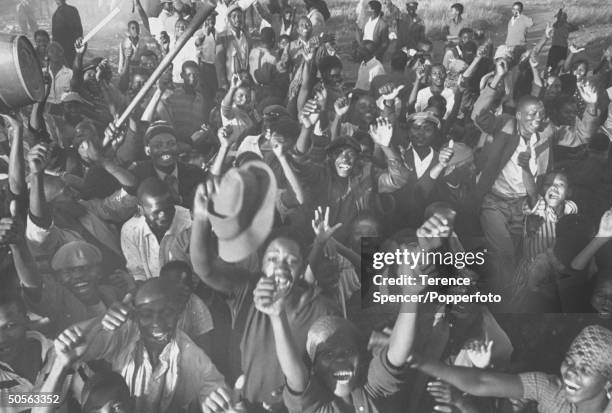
[0,331,55,413]
[522,197,578,261]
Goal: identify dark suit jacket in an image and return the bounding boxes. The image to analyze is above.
[128,161,207,209]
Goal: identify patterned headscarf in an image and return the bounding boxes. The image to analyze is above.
[565,325,612,380]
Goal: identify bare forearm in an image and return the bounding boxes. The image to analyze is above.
[295,125,313,154]
[30,173,49,224]
[10,239,41,288]
[270,311,308,392]
[416,359,522,398]
[571,236,611,270]
[210,144,229,177]
[277,155,305,204]
[8,132,25,197]
[387,303,417,366]
[102,160,137,188]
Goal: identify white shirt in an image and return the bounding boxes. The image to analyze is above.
[84,321,225,413]
[355,57,385,91]
[492,133,538,198]
[121,205,192,282]
[363,16,379,41]
[47,66,73,105]
[413,147,434,178]
[157,9,179,38]
[414,87,456,120]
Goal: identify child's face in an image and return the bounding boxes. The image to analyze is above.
[591,278,612,318]
[560,353,610,404]
[279,37,290,49]
[543,174,569,209]
[313,334,362,397]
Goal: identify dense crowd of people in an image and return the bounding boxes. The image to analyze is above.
[2,0,612,412]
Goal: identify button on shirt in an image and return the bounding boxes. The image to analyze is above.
[47,66,73,105]
[355,57,385,91]
[363,16,379,41]
[121,205,192,282]
[492,133,540,198]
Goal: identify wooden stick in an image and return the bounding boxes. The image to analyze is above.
[112,3,216,133]
[83,7,121,43]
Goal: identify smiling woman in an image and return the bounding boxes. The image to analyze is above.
[414,325,612,413]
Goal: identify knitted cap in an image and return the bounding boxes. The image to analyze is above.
[51,241,102,271]
[565,325,612,380]
[144,121,177,146]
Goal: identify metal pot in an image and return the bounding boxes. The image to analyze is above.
[0,33,44,110]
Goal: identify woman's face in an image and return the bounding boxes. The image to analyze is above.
[560,353,610,404]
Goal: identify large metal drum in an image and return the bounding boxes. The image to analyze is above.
[0,34,44,109]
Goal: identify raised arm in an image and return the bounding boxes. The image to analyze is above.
[254,280,309,393]
[272,138,305,205]
[471,59,508,135]
[221,75,241,121]
[330,96,350,142]
[29,73,52,141]
[135,0,151,33]
[413,358,523,399]
[571,209,612,271]
[70,38,87,91]
[532,23,552,58]
[32,325,89,413]
[2,115,26,201]
[369,118,409,192]
[28,144,52,225]
[0,213,41,289]
[563,44,584,73]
